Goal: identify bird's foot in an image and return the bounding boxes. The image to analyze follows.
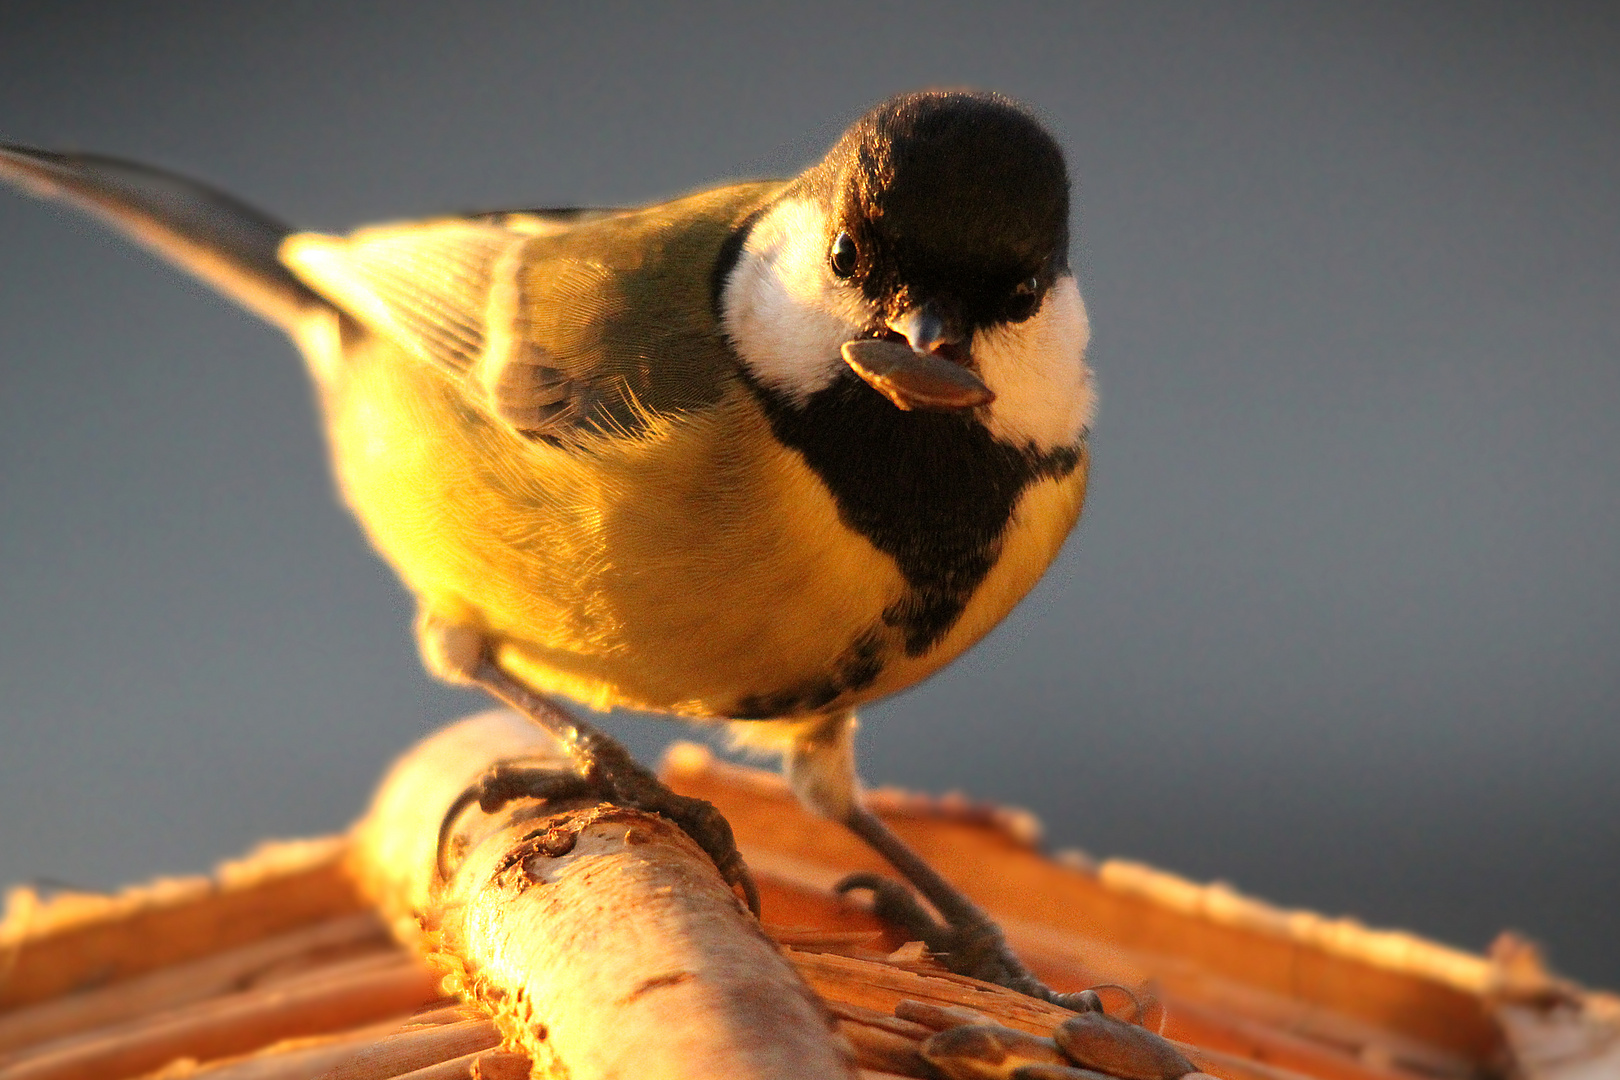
[442,655,759,915]
[436,762,597,880]
[587,750,761,917]
[837,873,1096,1010]
[438,755,760,915]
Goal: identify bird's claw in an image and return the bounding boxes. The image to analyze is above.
[603,770,760,916]
[436,762,598,882]
[836,872,1063,1003]
[437,758,760,916]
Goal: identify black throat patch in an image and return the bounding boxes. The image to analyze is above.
[746,374,1082,657]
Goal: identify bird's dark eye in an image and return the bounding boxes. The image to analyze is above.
[829,232,858,278]
[1006,276,1040,321]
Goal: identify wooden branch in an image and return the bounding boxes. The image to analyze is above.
[348,710,856,1080]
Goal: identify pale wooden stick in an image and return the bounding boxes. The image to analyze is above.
[788,948,1076,1036]
[317,1018,500,1080]
[348,710,856,1080]
[122,1016,425,1080]
[0,838,362,1013]
[0,952,440,1080]
[383,1048,531,1080]
[0,912,390,1056]
[120,1008,496,1080]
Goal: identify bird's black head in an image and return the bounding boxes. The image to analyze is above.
[725,90,1088,419]
[805,90,1070,340]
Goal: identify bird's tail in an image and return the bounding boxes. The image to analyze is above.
[0,144,332,341]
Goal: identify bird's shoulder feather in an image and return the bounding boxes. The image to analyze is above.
[280,180,785,441]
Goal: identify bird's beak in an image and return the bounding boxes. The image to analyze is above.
[840,301,994,412]
[893,303,955,356]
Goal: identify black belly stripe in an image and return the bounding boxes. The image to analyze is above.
[731,626,886,720]
[746,373,1082,658]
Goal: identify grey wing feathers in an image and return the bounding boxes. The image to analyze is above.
[0,144,328,334]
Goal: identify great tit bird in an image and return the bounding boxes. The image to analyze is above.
[0,90,1095,1002]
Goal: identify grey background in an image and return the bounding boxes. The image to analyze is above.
[2,2,1616,986]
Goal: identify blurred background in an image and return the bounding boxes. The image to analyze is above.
[2,2,1616,985]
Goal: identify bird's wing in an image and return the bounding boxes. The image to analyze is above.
[280,183,783,441]
[282,217,577,432]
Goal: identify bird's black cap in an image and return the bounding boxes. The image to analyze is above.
[805,90,1071,331]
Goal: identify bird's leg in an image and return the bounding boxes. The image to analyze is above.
[788,710,1089,1007]
[438,646,758,914]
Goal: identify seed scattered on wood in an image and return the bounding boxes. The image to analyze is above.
[1053,1012,1197,1080]
[920,1023,1070,1079]
[893,999,992,1030]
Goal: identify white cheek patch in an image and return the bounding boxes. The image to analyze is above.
[721,198,872,403]
[975,275,1095,453]
[723,203,1095,452]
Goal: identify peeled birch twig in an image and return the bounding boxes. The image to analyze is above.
[349,710,854,1080]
